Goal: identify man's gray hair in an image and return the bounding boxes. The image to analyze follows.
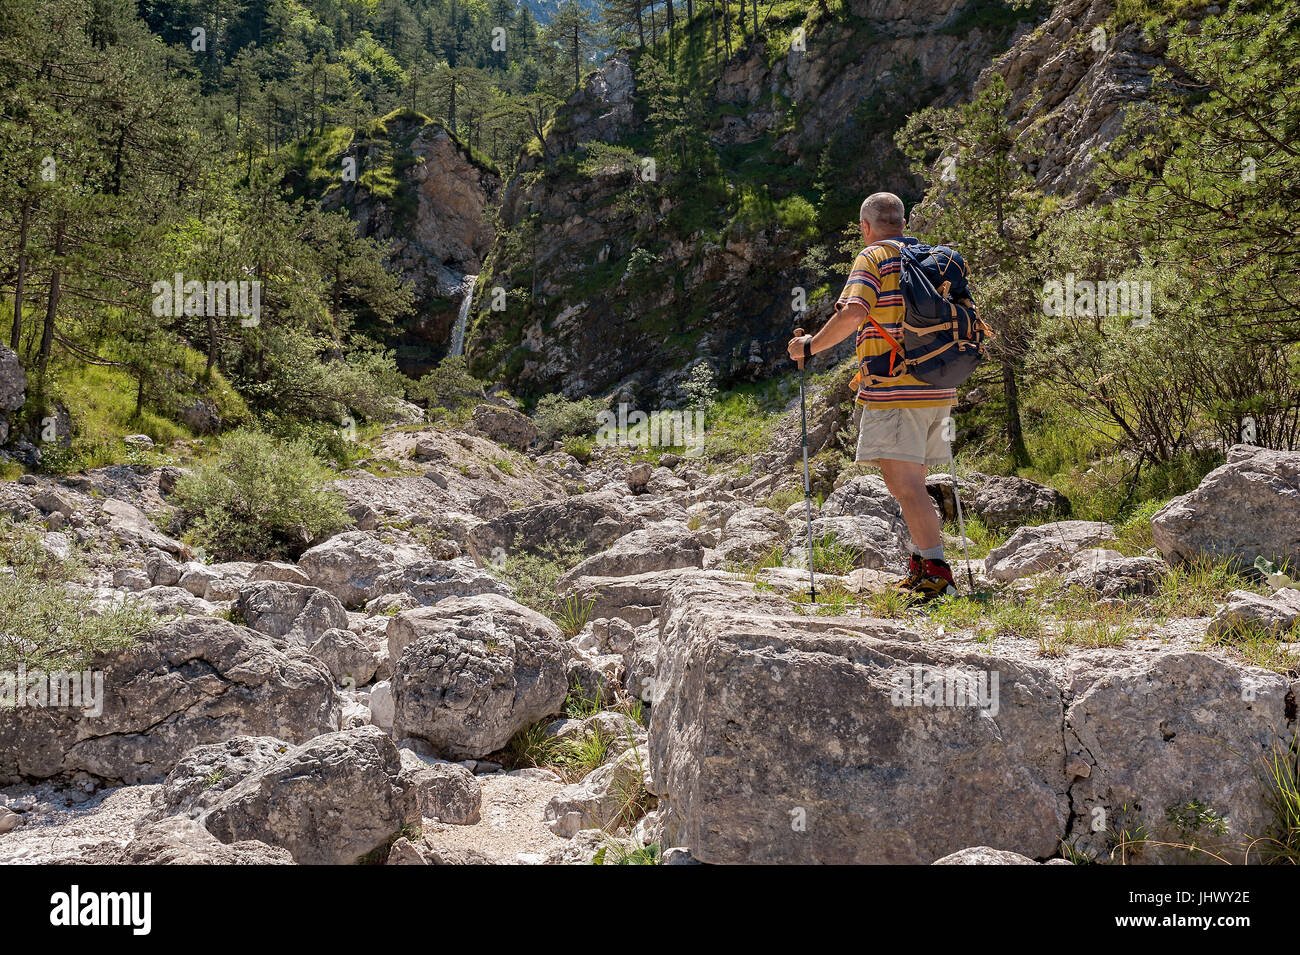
[859,192,906,233]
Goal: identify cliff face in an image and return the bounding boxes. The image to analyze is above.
[468,0,1048,403]
[321,113,501,375]
[984,0,1173,201]
[464,0,1190,404]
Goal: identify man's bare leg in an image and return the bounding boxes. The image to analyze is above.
[878,458,941,551]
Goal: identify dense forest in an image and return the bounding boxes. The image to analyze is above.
[0,0,1297,519]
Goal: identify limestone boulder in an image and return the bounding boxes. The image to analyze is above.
[308,627,380,686]
[545,745,653,838]
[466,404,538,451]
[202,726,419,865]
[297,531,425,607]
[0,617,339,784]
[389,595,570,758]
[1065,652,1291,864]
[235,581,348,646]
[557,521,704,589]
[1208,588,1300,639]
[104,816,294,865]
[985,521,1116,582]
[145,736,291,823]
[647,576,1068,864]
[1152,445,1300,569]
[972,475,1070,530]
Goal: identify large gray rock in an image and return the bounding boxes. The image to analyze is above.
[0,344,27,412]
[711,506,789,567]
[557,521,704,589]
[102,498,187,555]
[235,581,349,646]
[133,585,219,617]
[0,617,339,784]
[248,560,311,586]
[647,575,1068,864]
[398,751,482,824]
[1065,653,1291,864]
[297,531,425,607]
[1061,549,1165,598]
[646,572,1290,865]
[1152,445,1300,569]
[202,726,419,865]
[972,475,1070,529]
[466,403,538,451]
[1207,588,1300,639]
[144,548,184,587]
[308,627,379,686]
[390,594,570,759]
[545,745,653,837]
[101,816,294,865]
[467,490,646,558]
[372,558,511,608]
[566,567,722,628]
[801,514,910,571]
[178,561,254,601]
[984,521,1116,582]
[145,736,291,823]
[821,475,904,521]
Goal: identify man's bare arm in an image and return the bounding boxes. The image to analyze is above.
[786,302,868,362]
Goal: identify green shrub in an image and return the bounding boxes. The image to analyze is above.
[681,363,719,417]
[0,520,154,670]
[562,435,593,463]
[489,538,588,621]
[409,356,486,426]
[533,394,606,444]
[775,194,819,240]
[172,429,349,561]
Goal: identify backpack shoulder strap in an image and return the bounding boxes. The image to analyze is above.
[853,240,906,367]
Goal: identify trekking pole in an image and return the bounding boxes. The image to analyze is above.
[948,448,976,594]
[794,327,816,603]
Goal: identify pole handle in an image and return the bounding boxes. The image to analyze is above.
[793,326,806,370]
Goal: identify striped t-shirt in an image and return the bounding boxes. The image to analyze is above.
[836,238,956,409]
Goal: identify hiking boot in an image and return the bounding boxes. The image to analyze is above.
[909,558,958,601]
[891,554,924,592]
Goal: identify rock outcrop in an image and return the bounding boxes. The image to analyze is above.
[389,595,570,758]
[320,112,501,373]
[647,576,1067,864]
[645,572,1293,865]
[0,618,339,785]
[202,726,419,865]
[1152,445,1300,569]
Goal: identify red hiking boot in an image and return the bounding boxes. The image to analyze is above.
[909,558,958,601]
[892,554,924,592]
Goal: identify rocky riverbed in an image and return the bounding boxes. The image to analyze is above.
[1,400,1298,865]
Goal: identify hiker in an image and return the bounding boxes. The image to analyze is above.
[787,192,960,600]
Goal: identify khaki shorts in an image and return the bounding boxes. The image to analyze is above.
[855,404,953,468]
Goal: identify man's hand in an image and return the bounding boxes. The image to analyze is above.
[787,334,812,364]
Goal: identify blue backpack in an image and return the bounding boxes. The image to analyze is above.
[860,240,990,389]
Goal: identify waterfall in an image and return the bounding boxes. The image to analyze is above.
[449,275,476,358]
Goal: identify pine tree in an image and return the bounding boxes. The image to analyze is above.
[898,74,1044,467]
